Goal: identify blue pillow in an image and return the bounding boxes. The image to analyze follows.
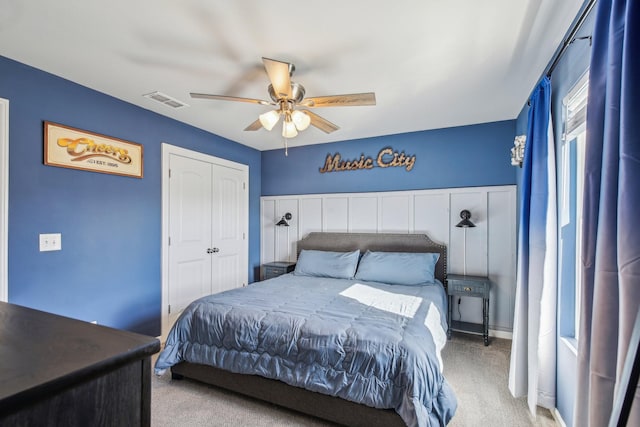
[354,251,440,285]
[294,249,360,279]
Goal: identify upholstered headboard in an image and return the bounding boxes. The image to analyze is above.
[296,232,448,286]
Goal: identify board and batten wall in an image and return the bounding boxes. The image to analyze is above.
[261,185,517,334]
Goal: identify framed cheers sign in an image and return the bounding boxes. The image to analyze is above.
[44,121,143,178]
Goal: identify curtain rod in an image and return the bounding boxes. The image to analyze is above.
[546,0,597,77]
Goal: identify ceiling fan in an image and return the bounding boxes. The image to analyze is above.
[190,57,376,144]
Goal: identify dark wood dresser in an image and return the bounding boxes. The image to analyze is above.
[0,301,160,426]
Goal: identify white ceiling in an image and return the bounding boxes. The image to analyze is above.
[0,0,584,151]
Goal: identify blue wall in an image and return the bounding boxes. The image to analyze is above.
[262,120,517,195]
[1,55,262,336]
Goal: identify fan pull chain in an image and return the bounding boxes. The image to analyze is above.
[283,137,288,156]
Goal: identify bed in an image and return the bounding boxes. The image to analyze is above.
[155,232,457,427]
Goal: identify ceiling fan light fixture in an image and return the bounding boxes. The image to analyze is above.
[282,118,298,138]
[190,58,375,145]
[259,110,280,131]
[291,110,311,131]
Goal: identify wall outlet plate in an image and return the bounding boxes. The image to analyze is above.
[39,233,62,251]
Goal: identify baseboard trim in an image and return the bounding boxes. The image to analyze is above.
[553,408,567,427]
[490,329,513,340]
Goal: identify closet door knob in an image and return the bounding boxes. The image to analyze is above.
[206,248,213,254]
[212,247,220,253]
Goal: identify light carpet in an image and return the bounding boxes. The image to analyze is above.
[151,332,557,426]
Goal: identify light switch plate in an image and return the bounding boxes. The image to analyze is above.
[39,233,62,251]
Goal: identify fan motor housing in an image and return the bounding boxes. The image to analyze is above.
[268,82,305,103]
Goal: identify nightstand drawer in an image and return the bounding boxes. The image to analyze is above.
[262,262,296,280]
[449,283,486,297]
[264,266,285,277]
[447,274,491,299]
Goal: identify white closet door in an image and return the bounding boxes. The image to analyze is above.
[211,164,246,294]
[162,144,249,338]
[167,154,213,327]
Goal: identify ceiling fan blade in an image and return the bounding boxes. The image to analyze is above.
[244,119,263,131]
[190,93,272,105]
[304,110,339,133]
[301,92,376,108]
[262,57,292,99]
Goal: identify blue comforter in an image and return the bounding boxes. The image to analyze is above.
[155,274,457,426]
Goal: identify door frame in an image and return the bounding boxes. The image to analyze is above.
[0,98,8,303]
[161,143,249,339]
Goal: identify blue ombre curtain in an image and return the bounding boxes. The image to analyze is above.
[574,0,640,425]
[508,76,558,416]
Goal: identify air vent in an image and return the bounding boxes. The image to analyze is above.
[143,91,189,109]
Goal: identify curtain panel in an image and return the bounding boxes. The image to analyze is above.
[508,77,558,415]
[574,0,640,425]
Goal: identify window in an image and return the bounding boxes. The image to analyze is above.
[559,72,588,346]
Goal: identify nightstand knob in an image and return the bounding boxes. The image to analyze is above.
[464,286,472,292]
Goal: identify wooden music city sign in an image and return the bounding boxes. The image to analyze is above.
[319,147,416,173]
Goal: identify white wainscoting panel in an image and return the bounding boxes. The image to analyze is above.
[413,192,450,246]
[261,185,517,331]
[323,197,349,232]
[380,195,411,232]
[261,199,276,264]
[276,198,299,262]
[488,188,517,332]
[349,196,378,232]
[450,191,487,277]
[299,198,323,237]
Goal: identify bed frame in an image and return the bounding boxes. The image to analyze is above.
[171,232,447,427]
